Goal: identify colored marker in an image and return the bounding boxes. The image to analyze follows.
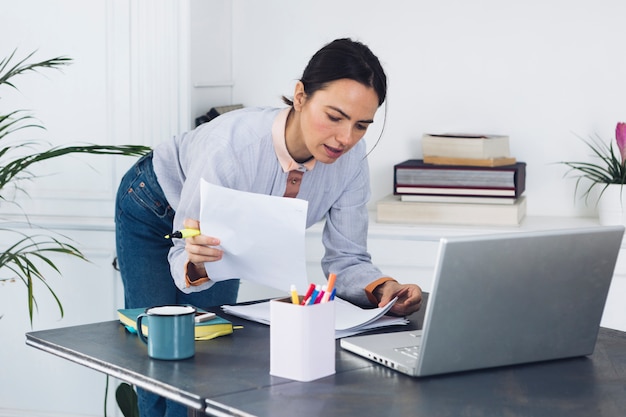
[322,273,336,303]
[307,286,320,306]
[313,285,326,304]
[164,228,201,239]
[290,284,299,305]
[314,291,324,304]
[301,283,316,305]
[329,287,336,301]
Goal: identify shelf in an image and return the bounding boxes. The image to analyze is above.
[307,213,601,241]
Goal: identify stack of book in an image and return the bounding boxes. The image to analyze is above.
[377,133,527,226]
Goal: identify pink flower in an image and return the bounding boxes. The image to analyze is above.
[617,122,626,163]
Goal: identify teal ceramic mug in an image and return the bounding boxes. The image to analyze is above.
[137,305,196,360]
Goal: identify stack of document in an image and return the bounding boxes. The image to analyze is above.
[221,297,409,339]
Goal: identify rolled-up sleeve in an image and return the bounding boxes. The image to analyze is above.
[320,156,385,307]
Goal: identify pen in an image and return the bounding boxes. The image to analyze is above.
[314,285,327,304]
[322,273,336,303]
[290,284,299,305]
[164,228,201,239]
[307,286,320,306]
[301,283,316,305]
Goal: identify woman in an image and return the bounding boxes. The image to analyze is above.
[115,38,422,417]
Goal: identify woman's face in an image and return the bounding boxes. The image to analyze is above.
[289,78,380,164]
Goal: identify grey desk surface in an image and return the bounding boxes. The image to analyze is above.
[26,295,626,417]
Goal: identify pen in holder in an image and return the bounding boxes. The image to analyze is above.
[269,297,335,382]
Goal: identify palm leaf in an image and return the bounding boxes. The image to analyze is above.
[0,49,151,325]
[560,132,626,204]
[0,49,72,88]
[0,144,151,192]
[0,230,90,324]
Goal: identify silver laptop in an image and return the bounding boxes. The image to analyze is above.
[340,226,624,377]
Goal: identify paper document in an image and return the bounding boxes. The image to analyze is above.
[221,297,409,339]
[200,180,309,292]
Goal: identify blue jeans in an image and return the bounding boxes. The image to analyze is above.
[115,152,239,417]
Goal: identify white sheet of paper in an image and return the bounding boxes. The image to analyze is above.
[221,297,408,339]
[200,180,309,292]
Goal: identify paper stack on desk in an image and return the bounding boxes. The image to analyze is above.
[221,297,409,339]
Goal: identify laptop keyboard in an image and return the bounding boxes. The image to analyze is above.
[394,332,423,359]
[395,345,421,359]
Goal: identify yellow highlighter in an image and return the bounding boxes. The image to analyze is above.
[290,284,299,305]
[164,228,201,239]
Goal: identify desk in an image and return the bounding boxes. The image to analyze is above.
[26,296,626,417]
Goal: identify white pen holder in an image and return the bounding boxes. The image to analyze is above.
[270,297,335,382]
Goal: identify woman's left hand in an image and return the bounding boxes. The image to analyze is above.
[374,280,423,316]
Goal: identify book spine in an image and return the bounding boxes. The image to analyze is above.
[394,161,525,191]
[393,160,524,172]
[394,186,520,198]
[399,195,517,205]
[514,163,526,196]
[377,196,527,226]
[421,135,510,159]
[422,156,517,167]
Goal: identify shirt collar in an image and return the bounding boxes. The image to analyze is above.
[272,107,316,173]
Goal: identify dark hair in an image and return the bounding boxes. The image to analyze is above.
[283,38,387,107]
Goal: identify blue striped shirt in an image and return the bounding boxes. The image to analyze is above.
[153,106,384,307]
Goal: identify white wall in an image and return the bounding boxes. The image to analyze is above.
[1,2,123,416]
[230,0,626,217]
[1,1,190,416]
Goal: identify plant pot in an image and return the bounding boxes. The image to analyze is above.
[598,184,626,225]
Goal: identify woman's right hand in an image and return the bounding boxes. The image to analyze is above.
[183,218,223,271]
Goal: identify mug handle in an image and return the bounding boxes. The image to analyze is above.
[136,313,148,345]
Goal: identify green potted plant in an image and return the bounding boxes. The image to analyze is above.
[0,49,151,325]
[560,122,626,225]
